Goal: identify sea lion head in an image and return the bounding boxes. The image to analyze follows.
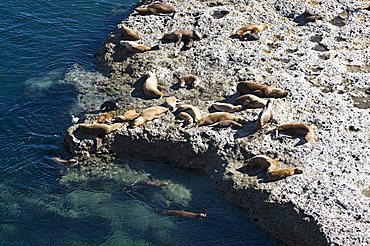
[199,213,207,218]
[261,23,269,31]
[267,88,288,98]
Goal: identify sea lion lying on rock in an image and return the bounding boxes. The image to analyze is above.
[135,3,176,16]
[255,99,275,130]
[161,210,206,219]
[197,112,245,127]
[237,82,288,98]
[132,106,168,127]
[212,102,245,113]
[210,120,243,129]
[162,29,203,49]
[233,94,267,108]
[164,96,177,111]
[114,109,138,122]
[236,24,268,40]
[177,111,194,125]
[95,112,112,124]
[118,24,141,41]
[177,104,202,122]
[143,71,165,98]
[78,123,123,136]
[178,74,200,89]
[276,123,314,143]
[120,41,159,53]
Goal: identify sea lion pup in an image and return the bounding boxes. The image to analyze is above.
[114,109,138,122]
[95,112,112,124]
[161,210,207,219]
[255,99,274,130]
[237,82,288,98]
[197,112,245,127]
[78,123,123,136]
[118,24,141,41]
[135,3,176,15]
[177,104,202,122]
[164,96,177,111]
[132,106,169,127]
[210,120,243,129]
[212,102,245,113]
[236,24,268,38]
[120,41,160,53]
[162,29,203,47]
[143,71,165,98]
[52,157,78,166]
[233,94,267,108]
[178,74,200,88]
[276,122,314,143]
[245,155,303,182]
[177,111,194,125]
[100,100,119,112]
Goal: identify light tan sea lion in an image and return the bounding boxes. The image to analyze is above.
[132,106,169,127]
[178,74,200,88]
[164,96,177,111]
[135,3,176,15]
[143,72,165,98]
[210,120,243,129]
[118,24,141,40]
[78,123,123,136]
[276,122,314,142]
[236,24,268,38]
[177,104,202,122]
[162,29,203,47]
[161,210,207,219]
[197,112,245,127]
[95,112,112,124]
[212,102,245,113]
[178,111,194,125]
[120,41,159,53]
[237,82,288,98]
[114,109,138,122]
[255,99,274,130]
[233,94,267,108]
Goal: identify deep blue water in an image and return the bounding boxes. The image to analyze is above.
[0,1,280,245]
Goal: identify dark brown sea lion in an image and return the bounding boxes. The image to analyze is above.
[212,102,245,113]
[162,29,202,48]
[161,210,207,218]
[135,3,176,15]
[233,94,267,108]
[210,120,243,129]
[276,123,314,143]
[237,82,288,98]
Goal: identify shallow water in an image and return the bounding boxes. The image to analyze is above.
[0,0,280,245]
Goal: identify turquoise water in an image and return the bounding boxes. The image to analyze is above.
[0,1,280,245]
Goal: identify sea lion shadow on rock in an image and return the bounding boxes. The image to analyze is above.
[112,43,134,62]
[267,129,307,147]
[236,166,269,183]
[233,120,255,139]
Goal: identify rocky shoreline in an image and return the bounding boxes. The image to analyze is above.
[64,0,370,245]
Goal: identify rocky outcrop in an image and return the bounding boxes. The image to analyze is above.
[64,0,370,245]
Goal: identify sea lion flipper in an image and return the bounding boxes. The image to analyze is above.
[157,85,166,91]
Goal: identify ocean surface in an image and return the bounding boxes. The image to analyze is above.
[0,0,280,245]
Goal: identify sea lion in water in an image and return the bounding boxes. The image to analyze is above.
[161,210,207,219]
[276,122,314,143]
[114,109,138,122]
[177,104,202,122]
[255,99,274,130]
[120,41,160,53]
[233,94,267,108]
[212,102,245,113]
[52,157,78,166]
[143,71,165,98]
[135,3,176,15]
[78,123,123,136]
[162,29,203,48]
[244,155,303,182]
[100,101,119,112]
[132,106,168,127]
[197,112,245,127]
[236,24,268,38]
[237,82,288,98]
[95,112,112,124]
[178,74,200,88]
[118,24,141,41]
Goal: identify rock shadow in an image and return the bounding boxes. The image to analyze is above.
[233,120,256,139]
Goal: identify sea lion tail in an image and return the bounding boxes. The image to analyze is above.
[150,44,160,51]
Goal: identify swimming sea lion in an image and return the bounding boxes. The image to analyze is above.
[78,123,123,136]
[120,41,160,53]
[255,99,274,130]
[177,111,194,125]
[197,112,245,127]
[118,24,141,41]
[52,157,79,166]
[161,210,207,219]
[178,74,200,88]
[276,122,314,143]
[162,29,203,48]
[135,3,176,15]
[236,24,268,38]
[212,102,245,113]
[177,104,202,122]
[100,101,119,112]
[233,94,267,108]
[237,82,288,98]
[95,112,112,124]
[132,106,169,127]
[143,71,165,98]
[114,109,138,122]
[210,120,243,129]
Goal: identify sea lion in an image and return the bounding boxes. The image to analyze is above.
[162,29,203,48]
[132,106,168,127]
[135,3,176,15]
[237,82,288,98]
[255,99,274,130]
[178,74,200,88]
[120,41,160,53]
[177,111,194,125]
[236,24,268,38]
[78,123,123,136]
[276,122,314,143]
[52,157,79,166]
[161,210,207,219]
[177,104,202,122]
[197,112,245,127]
[143,71,165,98]
[210,120,243,129]
[302,10,322,22]
[100,101,119,112]
[212,102,245,113]
[164,96,177,111]
[95,112,112,124]
[244,155,303,182]
[233,94,267,108]
[118,24,141,41]
[114,109,138,122]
